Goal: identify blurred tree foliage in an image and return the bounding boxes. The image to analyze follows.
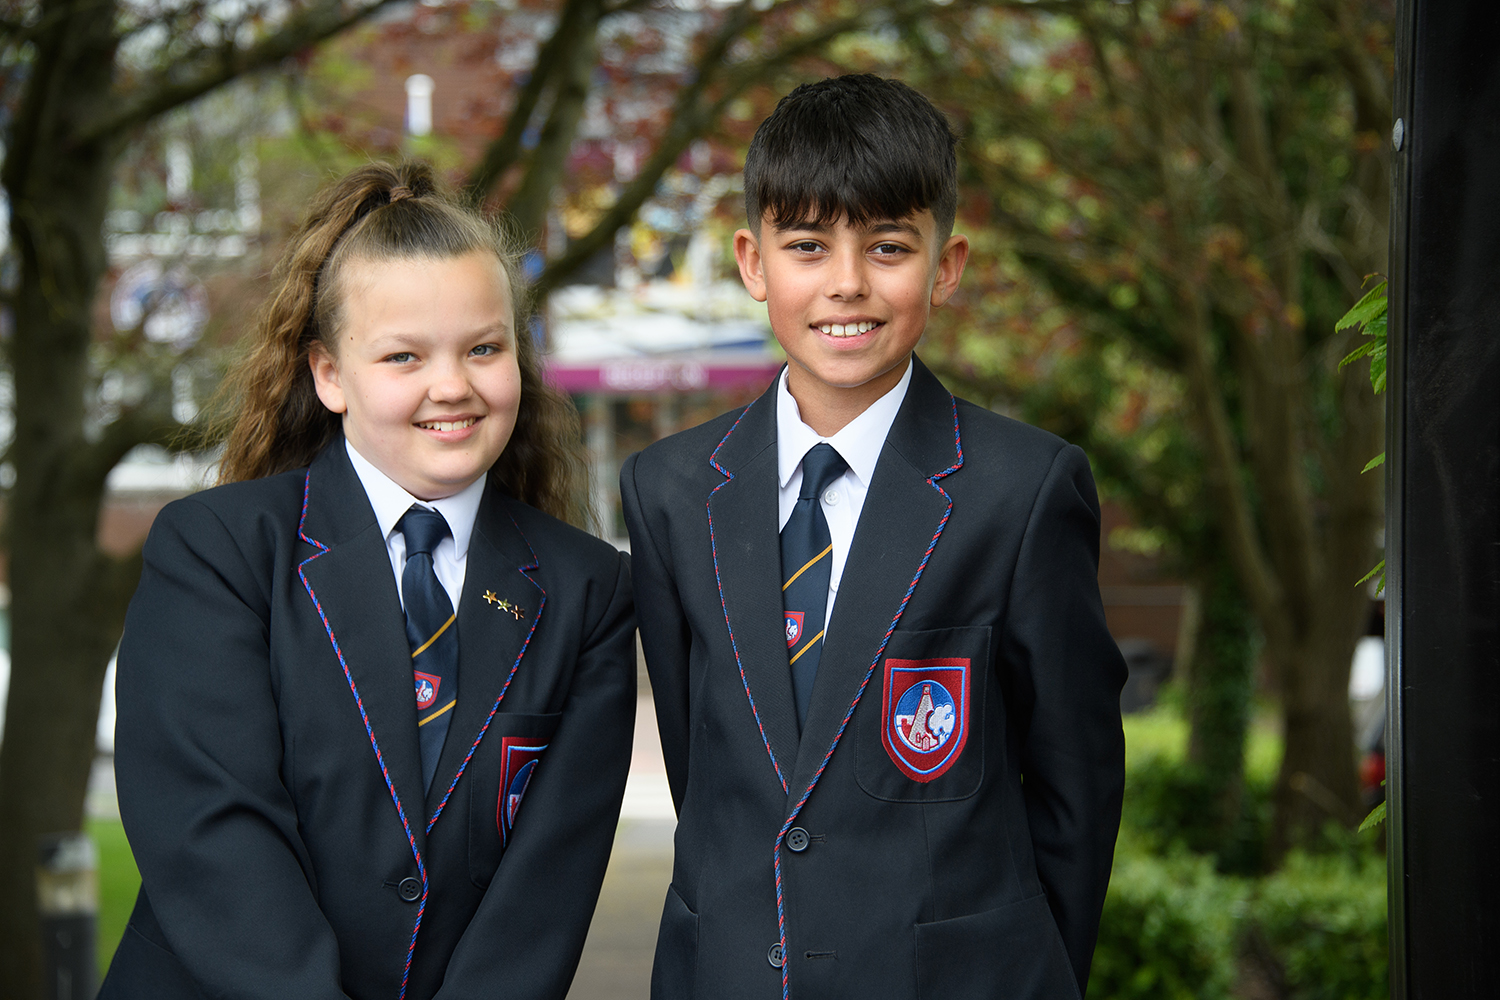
[863,0,1392,857]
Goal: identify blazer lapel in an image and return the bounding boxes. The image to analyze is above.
[787,357,963,801]
[706,384,801,791]
[298,443,427,846]
[425,487,540,820]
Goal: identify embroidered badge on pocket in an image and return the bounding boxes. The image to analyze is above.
[881,658,971,782]
[497,737,548,845]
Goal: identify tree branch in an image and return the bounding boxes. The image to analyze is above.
[533,0,959,297]
[75,0,405,145]
[462,0,601,204]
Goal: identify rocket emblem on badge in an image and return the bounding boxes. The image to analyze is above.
[785,611,804,648]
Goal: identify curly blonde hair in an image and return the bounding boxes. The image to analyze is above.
[216,162,590,527]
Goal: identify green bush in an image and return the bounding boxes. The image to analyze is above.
[1249,851,1388,1000]
[1088,840,1244,1000]
[1120,753,1272,875]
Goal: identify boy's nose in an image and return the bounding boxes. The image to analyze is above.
[824,251,868,300]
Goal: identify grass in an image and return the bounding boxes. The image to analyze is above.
[89,818,139,978]
[1122,697,1283,781]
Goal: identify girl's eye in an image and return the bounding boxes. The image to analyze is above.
[385,352,416,364]
[470,343,502,357]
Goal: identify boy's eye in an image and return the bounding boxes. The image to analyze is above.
[871,243,909,257]
[787,240,824,254]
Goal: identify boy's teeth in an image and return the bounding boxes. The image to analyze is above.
[819,322,876,337]
[420,418,476,432]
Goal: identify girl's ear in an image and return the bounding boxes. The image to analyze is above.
[308,344,348,415]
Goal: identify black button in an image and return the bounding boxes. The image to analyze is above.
[768,942,785,968]
[398,877,421,902]
[786,827,810,853]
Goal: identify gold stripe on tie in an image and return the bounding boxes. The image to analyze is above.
[419,699,456,727]
[783,544,834,591]
[410,612,456,658]
[788,630,826,666]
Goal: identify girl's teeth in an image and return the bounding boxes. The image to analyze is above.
[421,418,475,432]
[818,322,877,337]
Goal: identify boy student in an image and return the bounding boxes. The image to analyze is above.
[621,75,1126,999]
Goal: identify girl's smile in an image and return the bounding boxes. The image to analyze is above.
[309,251,521,500]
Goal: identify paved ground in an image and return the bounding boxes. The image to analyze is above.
[565,695,675,1000]
[566,818,674,1000]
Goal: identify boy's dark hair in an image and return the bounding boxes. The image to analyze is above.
[744,75,958,239]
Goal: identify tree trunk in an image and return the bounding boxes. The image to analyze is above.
[0,4,142,993]
[1184,556,1256,856]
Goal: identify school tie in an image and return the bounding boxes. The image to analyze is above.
[781,443,848,732]
[399,505,458,794]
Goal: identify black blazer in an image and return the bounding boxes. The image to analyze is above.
[621,357,1126,1000]
[101,440,635,1000]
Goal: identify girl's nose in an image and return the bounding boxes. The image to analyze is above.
[427,363,472,401]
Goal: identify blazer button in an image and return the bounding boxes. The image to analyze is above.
[767,942,785,968]
[786,827,810,853]
[398,877,421,902]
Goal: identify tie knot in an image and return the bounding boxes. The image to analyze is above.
[399,505,450,557]
[798,443,848,500]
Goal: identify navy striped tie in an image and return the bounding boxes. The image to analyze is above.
[781,443,847,731]
[400,506,458,793]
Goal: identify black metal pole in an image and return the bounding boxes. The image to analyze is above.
[1386,3,1500,997]
[37,833,97,1000]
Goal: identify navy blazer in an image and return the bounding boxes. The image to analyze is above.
[101,440,635,1000]
[621,357,1126,1000]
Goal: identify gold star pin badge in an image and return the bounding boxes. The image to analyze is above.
[483,590,525,620]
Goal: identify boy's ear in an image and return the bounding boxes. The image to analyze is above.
[930,233,970,308]
[734,228,768,303]
[308,344,348,415]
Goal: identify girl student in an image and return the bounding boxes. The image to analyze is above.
[101,162,635,1000]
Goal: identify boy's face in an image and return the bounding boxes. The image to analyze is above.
[735,209,967,428]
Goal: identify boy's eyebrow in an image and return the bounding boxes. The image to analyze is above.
[772,218,924,238]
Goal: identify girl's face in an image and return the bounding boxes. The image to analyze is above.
[310,252,522,501]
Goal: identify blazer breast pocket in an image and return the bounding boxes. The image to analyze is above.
[468,711,562,888]
[856,626,990,802]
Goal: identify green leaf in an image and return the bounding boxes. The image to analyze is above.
[1335,280,1388,332]
[1362,452,1385,473]
[1338,341,1375,371]
[1355,559,1385,597]
[1358,799,1386,833]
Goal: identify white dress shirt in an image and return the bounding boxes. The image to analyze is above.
[346,441,487,611]
[776,360,913,632]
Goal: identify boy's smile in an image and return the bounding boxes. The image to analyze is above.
[309,252,521,500]
[735,210,968,435]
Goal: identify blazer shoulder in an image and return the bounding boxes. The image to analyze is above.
[627,405,748,482]
[502,496,626,579]
[148,468,309,547]
[953,396,1079,477]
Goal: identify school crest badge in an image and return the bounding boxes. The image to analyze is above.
[881,658,971,782]
[497,737,549,845]
[414,672,441,710]
[785,611,805,647]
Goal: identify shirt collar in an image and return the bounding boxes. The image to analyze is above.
[776,357,913,489]
[345,439,485,558]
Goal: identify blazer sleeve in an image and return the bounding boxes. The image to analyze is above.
[435,549,636,1000]
[999,444,1127,992]
[618,451,692,811]
[113,499,350,998]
